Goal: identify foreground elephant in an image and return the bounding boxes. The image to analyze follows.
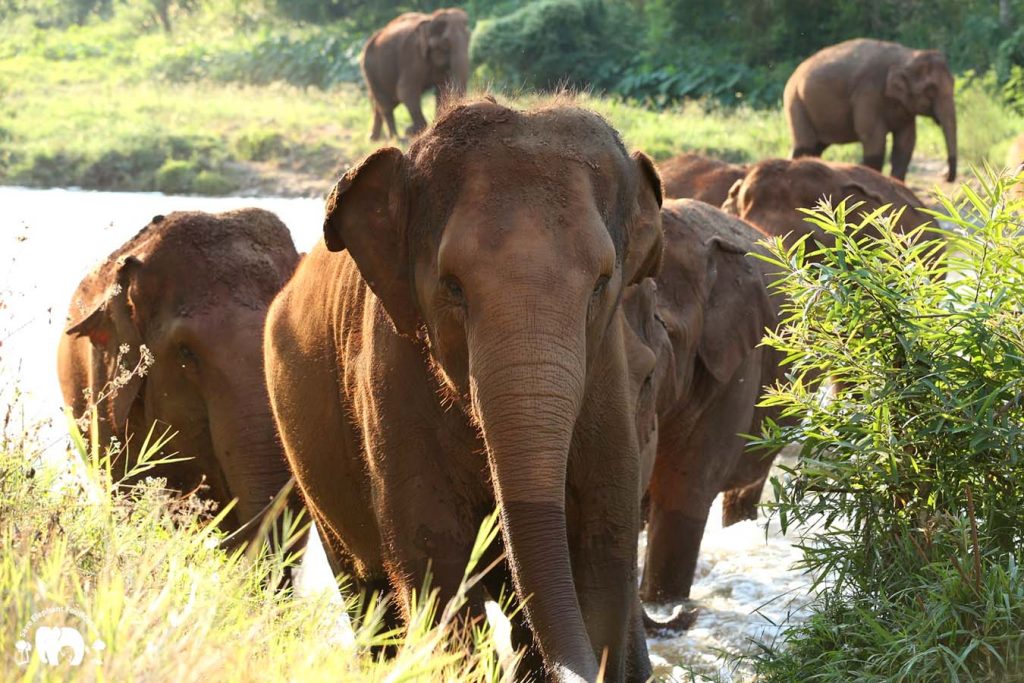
[58,209,301,537]
[723,158,935,250]
[657,153,747,206]
[623,200,786,604]
[785,38,957,182]
[265,98,663,681]
[361,8,470,140]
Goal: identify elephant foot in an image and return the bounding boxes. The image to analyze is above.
[642,604,699,634]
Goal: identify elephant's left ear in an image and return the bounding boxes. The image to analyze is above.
[624,151,664,285]
[323,147,420,338]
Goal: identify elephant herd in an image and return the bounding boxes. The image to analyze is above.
[56,15,963,683]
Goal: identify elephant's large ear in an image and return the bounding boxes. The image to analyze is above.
[839,181,889,212]
[698,239,774,383]
[66,256,146,438]
[885,65,913,110]
[624,151,664,285]
[323,147,419,338]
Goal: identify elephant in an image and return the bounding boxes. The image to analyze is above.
[264,97,664,682]
[722,157,936,254]
[784,38,957,182]
[1009,133,1024,199]
[57,209,304,545]
[657,153,747,206]
[361,8,470,141]
[35,626,86,666]
[622,200,787,605]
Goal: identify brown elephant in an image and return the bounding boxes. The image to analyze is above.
[658,153,747,206]
[361,9,470,141]
[723,158,935,252]
[785,38,957,182]
[264,98,663,682]
[621,200,786,605]
[57,209,302,540]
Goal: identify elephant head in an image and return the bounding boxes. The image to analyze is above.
[885,49,957,181]
[64,209,299,529]
[323,98,662,679]
[35,626,85,666]
[417,9,470,113]
[724,158,932,248]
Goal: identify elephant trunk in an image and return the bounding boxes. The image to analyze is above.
[935,93,957,182]
[469,308,597,681]
[206,378,293,527]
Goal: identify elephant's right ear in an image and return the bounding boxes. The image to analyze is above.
[323,147,420,338]
[66,255,146,437]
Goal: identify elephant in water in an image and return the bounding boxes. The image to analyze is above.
[57,209,304,549]
[361,8,470,140]
[622,200,788,606]
[785,38,957,182]
[264,97,663,682]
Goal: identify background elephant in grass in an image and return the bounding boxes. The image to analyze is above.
[785,38,957,182]
[723,157,937,254]
[361,8,470,140]
[264,98,663,682]
[623,200,787,605]
[57,209,303,544]
[657,153,747,206]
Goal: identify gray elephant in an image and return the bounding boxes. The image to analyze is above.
[785,38,957,182]
[57,209,302,546]
[361,9,470,140]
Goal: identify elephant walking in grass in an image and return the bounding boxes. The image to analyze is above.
[264,98,663,682]
[58,209,305,555]
[361,9,470,140]
[785,38,957,182]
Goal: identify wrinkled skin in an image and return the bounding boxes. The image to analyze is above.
[622,200,786,604]
[57,209,302,540]
[657,153,747,206]
[264,99,663,682]
[723,157,936,253]
[361,9,470,140]
[785,38,957,182]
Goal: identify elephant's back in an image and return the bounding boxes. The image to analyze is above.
[658,153,746,206]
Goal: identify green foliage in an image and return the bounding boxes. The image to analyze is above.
[154,157,196,193]
[234,129,286,162]
[751,170,1024,680]
[470,0,631,91]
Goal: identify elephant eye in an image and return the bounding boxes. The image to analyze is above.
[178,344,197,366]
[442,276,465,306]
[592,275,610,299]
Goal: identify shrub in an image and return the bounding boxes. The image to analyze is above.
[192,169,235,195]
[470,0,629,91]
[154,158,196,193]
[752,170,1024,680]
[234,129,286,162]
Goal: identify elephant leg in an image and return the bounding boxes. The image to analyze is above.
[381,104,399,139]
[370,108,384,141]
[482,563,545,679]
[398,80,428,137]
[890,123,916,181]
[641,494,712,602]
[855,111,888,172]
[787,97,821,158]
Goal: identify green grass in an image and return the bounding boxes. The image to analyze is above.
[0,409,510,681]
[1,9,1022,196]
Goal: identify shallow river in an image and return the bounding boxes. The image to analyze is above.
[0,186,813,681]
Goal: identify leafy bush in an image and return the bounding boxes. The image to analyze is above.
[154,157,196,193]
[192,169,235,195]
[752,170,1024,680]
[235,129,286,162]
[470,0,630,91]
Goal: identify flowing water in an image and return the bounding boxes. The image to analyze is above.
[0,186,814,681]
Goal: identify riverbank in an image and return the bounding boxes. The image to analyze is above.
[2,12,1021,198]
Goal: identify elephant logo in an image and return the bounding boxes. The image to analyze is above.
[12,606,105,668]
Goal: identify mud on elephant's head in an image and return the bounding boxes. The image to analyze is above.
[64,209,299,527]
[417,8,470,106]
